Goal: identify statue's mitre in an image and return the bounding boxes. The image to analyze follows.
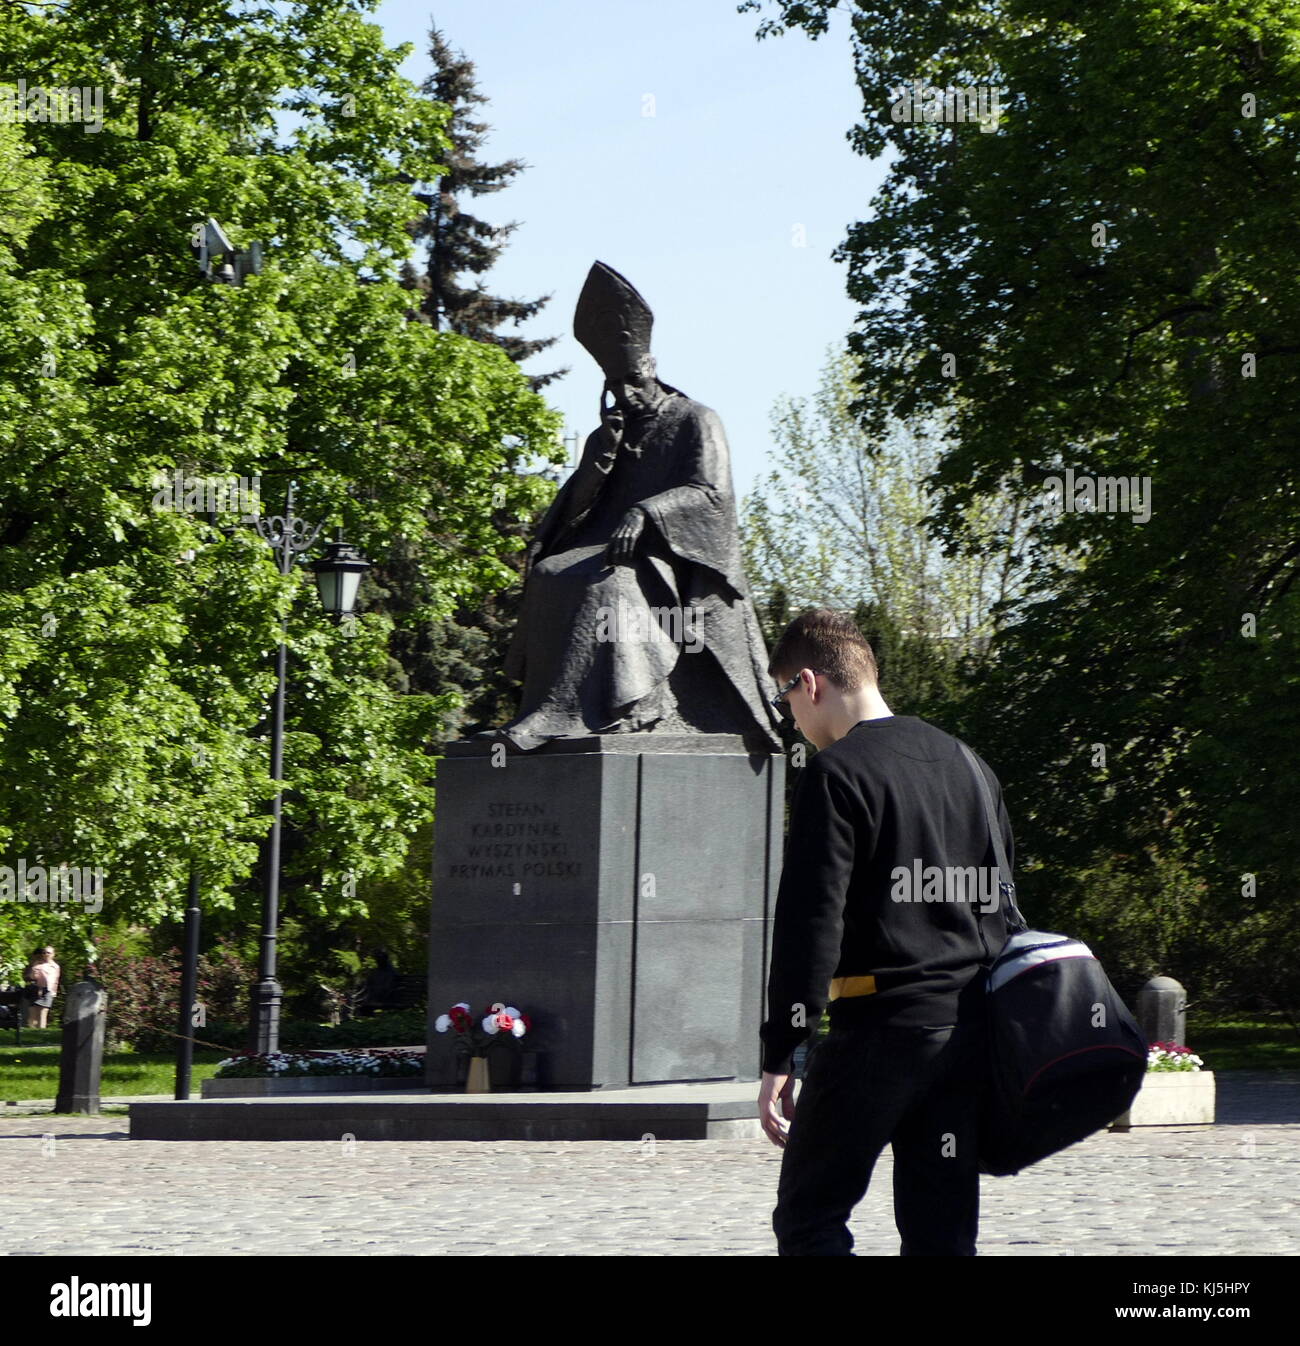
[574,261,653,380]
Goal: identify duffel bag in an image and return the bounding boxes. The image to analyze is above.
[955,741,1148,1177]
[977,928,1147,1176]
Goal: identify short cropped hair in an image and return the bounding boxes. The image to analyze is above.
[768,607,878,691]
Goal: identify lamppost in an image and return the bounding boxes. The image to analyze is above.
[248,482,371,1053]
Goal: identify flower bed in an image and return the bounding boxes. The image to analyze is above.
[214,1048,423,1079]
[1112,1041,1214,1127]
[1147,1041,1204,1071]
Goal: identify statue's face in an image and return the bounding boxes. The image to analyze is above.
[609,362,659,415]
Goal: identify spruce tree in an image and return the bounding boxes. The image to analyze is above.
[402,24,567,392]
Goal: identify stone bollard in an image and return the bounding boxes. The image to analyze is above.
[54,980,107,1114]
[1137,975,1186,1048]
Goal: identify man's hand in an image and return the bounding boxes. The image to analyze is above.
[604,507,645,566]
[758,1070,796,1148]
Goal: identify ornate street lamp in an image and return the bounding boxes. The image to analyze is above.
[312,536,372,621]
[246,484,370,1054]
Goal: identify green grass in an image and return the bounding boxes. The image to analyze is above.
[0,1036,230,1101]
[0,1013,429,1102]
[806,1012,1299,1072]
[2,1015,1296,1100]
[1183,1015,1300,1072]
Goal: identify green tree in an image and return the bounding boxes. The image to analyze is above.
[0,2,562,992]
[741,0,1300,1012]
[740,345,1038,712]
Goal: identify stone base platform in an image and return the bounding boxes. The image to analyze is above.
[200,1075,429,1098]
[129,1081,763,1142]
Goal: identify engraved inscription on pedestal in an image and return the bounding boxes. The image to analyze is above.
[448,801,582,885]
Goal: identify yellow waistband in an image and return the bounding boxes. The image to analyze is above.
[829,974,877,1001]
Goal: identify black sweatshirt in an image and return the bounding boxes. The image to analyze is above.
[759,715,1016,1075]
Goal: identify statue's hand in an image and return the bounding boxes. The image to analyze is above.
[600,404,625,455]
[604,508,645,566]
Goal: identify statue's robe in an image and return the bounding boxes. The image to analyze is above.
[500,389,784,753]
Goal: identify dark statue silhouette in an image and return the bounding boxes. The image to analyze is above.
[488,261,783,754]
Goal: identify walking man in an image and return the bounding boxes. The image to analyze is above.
[757,608,1015,1255]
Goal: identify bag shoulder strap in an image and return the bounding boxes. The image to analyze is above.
[955,739,1028,932]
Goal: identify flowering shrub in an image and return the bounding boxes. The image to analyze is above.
[214,1048,424,1079]
[93,934,255,1052]
[434,1002,530,1056]
[1147,1041,1204,1072]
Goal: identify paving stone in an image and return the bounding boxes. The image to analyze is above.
[0,1072,1296,1255]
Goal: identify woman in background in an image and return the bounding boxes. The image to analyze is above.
[24,946,60,1028]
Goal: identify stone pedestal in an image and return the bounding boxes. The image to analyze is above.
[426,734,784,1091]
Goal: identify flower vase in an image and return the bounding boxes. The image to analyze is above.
[466,1055,491,1094]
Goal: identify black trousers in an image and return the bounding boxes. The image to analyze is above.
[772,1016,986,1255]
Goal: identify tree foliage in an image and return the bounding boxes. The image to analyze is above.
[740,345,1040,713]
[741,0,1300,1010]
[0,2,563,979]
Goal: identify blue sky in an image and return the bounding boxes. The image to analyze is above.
[372,0,888,498]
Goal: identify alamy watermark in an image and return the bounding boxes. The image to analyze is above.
[890,861,1001,913]
[889,80,1006,133]
[0,81,104,133]
[0,862,104,915]
[152,470,261,518]
[1043,468,1152,523]
[595,597,704,653]
[50,1278,151,1326]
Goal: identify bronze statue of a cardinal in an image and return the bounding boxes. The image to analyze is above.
[495,261,784,754]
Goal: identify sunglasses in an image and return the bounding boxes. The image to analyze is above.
[771,670,819,721]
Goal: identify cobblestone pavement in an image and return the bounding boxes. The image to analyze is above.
[1,1072,1295,1257]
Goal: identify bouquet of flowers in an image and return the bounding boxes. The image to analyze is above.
[1147,1040,1204,1072]
[434,1002,530,1057]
